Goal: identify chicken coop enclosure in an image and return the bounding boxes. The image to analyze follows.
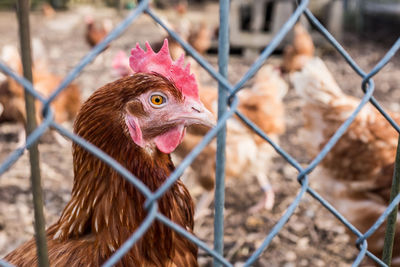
[0,0,400,266]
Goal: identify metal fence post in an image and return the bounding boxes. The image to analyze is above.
[16,1,49,266]
[0,1,397,266]
[382,135,400,265]
[214,0,230,266]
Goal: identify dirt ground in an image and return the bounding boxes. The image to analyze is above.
[0,3,399,266]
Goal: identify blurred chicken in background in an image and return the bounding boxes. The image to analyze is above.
[85,15,113,49]
[293,57,400,265]
[0,41,81,145]
[282,23,314,72]
[152,1,191,60]
[176,64,287,216]
[153,0,212,60]
[111,50,133,77]
[188,20,212,56]
[41,3,56,18]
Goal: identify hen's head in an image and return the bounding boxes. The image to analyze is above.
[76,39,214,155]
[123,73,214,154]
[126,39,214,153]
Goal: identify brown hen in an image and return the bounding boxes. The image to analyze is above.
[282,23,314,72]
[3,40,214,267]
[188,21,212,56]
[0,45,81,127]
[85,15,113,49]
[293,57,400,265]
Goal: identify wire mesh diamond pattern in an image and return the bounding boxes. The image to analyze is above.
[0,0,400,266]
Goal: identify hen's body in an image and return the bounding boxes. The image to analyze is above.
[4,74,198,267]
[293,58,400,265]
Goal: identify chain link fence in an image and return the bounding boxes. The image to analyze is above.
[0,0,400,266]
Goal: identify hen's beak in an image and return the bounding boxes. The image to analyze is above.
[182,100,216,129]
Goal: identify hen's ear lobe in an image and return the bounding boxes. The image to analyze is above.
[125,116,144,147]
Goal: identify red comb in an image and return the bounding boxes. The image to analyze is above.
[129,39,199,99]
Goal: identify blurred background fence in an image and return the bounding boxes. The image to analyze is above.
[0,0,400,266]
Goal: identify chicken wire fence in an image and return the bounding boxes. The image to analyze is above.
[0,0,400,266]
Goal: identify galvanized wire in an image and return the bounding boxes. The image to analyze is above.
[0,0,400,266]
[214,1,230,266]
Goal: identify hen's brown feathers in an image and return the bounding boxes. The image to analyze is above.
[5,74,198,266]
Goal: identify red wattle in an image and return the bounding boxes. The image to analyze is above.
[154,125,186,154]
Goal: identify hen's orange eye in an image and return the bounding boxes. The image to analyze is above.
[149,94,167,107]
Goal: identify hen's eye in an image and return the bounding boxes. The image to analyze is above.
[149,93,167,108]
